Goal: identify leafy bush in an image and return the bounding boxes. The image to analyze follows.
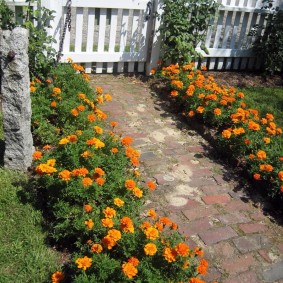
[30,62,209,282]
[156,63,283,199]
[0,0,56,78]
[250,0,283,74]
[157,0,219,65]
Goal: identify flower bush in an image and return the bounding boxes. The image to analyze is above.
[155,62,283,199]
[30,62,210,282]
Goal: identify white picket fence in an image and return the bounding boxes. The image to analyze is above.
[5,0,283,73]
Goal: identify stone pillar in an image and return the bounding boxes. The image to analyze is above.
[0,27,34,171]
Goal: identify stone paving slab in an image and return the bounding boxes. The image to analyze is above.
[90,74,283,283]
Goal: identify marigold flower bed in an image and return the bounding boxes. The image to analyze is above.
[30,62,210,283]
[155,63,283,199]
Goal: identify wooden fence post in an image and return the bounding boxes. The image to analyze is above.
[146,0,163,75]
[41,0,64,53]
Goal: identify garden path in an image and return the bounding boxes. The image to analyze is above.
[90,74,283,283]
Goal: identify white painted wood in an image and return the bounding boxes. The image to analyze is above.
[222,11,233,48]
[117,62,124,72]
[230,11,241,48]
[109,9,118,52]
[98,8,107,52]
[86,8,95,52]
[128,62,135,72]
[233,58,240,69]
[196,48,254,57]
[70,0,148,9]
[225,58,232,69]
[85,62,92,73]
[138,62,145,72]
[96,62,103,73]
[217,58,224,70]
[130,10,140,53]
[213,11,225,48]
[107,62,114,73]
[119,10,129,52]
[63,6,71,53]
[209,58,216,70]
[237,12,249,49]
[75,7,84,52]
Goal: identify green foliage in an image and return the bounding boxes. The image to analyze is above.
[0,0,57,78]
[158,0,219,65]
[0,0,15,29]
[250,0,283,74]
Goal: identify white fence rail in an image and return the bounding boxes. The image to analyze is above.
[5,0,283,73]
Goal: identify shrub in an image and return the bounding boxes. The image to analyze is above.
[157,0,219,65]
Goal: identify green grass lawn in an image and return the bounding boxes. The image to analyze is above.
[0,112,61,283]
[241,87,283,127]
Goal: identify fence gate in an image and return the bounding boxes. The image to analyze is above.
[53,0,154,74]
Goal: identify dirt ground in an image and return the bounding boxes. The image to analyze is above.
[205,71,283,88]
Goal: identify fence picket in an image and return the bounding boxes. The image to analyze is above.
[98,8,107,52]
[86,8,95,52]
[109,9,118,52]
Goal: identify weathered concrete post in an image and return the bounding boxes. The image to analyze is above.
[0,27,34,171]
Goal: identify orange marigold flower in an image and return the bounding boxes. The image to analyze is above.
[120,216,134,233]
[134,170,140,177]
[253,173,261,180]
[72,167,89,177]
[111,147,119,153]
[244,139,251,145]
[101,218,114,228]
[77,105,85,111]
[110,121,118,127]
[280,185,283,193]
[75,256,92,270]
[147,180,157,190]
[125,179,136,190]
[108,229,122,241]
[32,151,42,160]
[71,108,79,116]
[77,130,83,135]
[171,222,178,230]
[278,171,283,181]
[103,207,116,218]
[144,243,157,255]
[68,135,78,142]
[131,157,140,167]
[170,90,178,97]
[194,247,204,257]
[154,221,164,231]
[91,243,103,253]
[263,137,271,144]
[266,113,274,121]
[53,87,61,94]
[150,68,156,75]
[189,278,206,283]
[140,221,151,230]
[122,262,138,279]
[85,219,94,230]
[95,167,105,176]
[58,170,72,181]
[128,257,139,267]
[280,157,283,161]
[132,187,143,198]
[97,96,104,104]
[188,110,195,117]
[95,177,105,186]
[59,138,69,145]
[30,86,36,93]
[83,204,93,213]
[257,150,267,160]
[259,164,273,172]
[214,108,222,116]
[81,150,93,158]
[121,136,133,146]
[249,154,255,159]
[50,101,57,108]
[147,209,157,220]
[88,114,96,122]
[196,106,205,114]
[102,235,117,250]
[35,163,57,175]
[160,217,172,226]
[96,86,103,94]
[175,242,190,256]
[104,94,112,101]
[78,93,86,99]
[144,227,159,240]
[222,129,231,139]
[197,259,209,275]
[233,127,245,135]
[51,271,64,283]
[248,121,260,131]
[163,247,177,263]
[42,144,51,150]
[114,198,124,207]
[82,177,93,187]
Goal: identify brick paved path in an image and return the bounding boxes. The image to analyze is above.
[90,74,283,283]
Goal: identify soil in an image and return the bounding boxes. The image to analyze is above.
[205,71,283,88]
